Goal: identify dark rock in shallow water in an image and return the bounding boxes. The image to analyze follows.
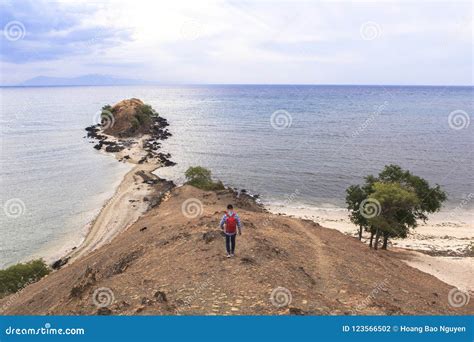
[51,257,70,270]
[85,125,101,139]
[105,144,124,153]
[156,152,176,167]
[163,160,176,167]
[93,143,102,150]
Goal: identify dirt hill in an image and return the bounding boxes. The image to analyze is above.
[1,185,472,315]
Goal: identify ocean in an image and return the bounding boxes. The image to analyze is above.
[0,85,473,268]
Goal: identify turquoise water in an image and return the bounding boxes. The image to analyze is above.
[0,85,473,267]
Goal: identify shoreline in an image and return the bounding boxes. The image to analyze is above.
[265,203,473,256]
[32,169,132,267]
[266,203,474,291]
[65,161,157,263]
[50,114,175,269]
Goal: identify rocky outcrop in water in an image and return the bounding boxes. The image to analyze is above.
[84,99,175,166]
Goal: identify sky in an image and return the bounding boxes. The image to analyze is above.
[0,0,472,85]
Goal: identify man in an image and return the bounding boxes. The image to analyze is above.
[219,204,242,258]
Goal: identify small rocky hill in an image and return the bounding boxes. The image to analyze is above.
[101,98,164,137]
[1,185,472,316]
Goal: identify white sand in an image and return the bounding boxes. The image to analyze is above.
[399,250,473,291]
[266,203,473,291]
[66,135,161,263]
[266,204,473,254]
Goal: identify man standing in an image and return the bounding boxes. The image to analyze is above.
[219,204,242,258]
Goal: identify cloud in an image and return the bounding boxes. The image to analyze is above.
[0,0,472,85]
[0,0,133,63]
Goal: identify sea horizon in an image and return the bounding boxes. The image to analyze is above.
[2,83,474,88]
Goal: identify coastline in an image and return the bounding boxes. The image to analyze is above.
[66,161,156,263]
[265,203,473,256]
[33,168,132,266]
[266,203,473,291]
[51,111,175,268]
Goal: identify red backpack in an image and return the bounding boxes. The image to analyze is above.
[225,212,237,234]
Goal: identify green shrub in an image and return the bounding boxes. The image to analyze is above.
[185,166,225,191]
[131,104,158,129]
[0,259,50,298]
[135,111,150,125]
[130,117,140,130]
[139,104,158,117]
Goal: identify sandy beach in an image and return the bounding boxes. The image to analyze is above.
[396,249,473,292]
[65,135,166,263]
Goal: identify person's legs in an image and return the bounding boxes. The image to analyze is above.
[230,234,236,255]
[225,235,231,255]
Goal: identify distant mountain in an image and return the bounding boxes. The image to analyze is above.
[17,74,152,86]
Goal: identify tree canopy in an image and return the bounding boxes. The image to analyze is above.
[345,164,447,249]
[184,166,225,191]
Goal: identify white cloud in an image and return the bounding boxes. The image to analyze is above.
[1,0,472,85]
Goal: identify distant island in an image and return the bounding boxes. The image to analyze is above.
[14,74,153,87]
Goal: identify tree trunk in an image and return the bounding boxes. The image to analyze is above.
[358,225,363,240]
[374,228,380,250]
[382,233,388,250]
[369,231,374,248]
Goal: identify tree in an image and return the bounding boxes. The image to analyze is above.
[368,182,419,249]
[377,164,446,222]
[0,259,50,298]
[345,164,447,250]
[345,185,368,240]
[184,166,225,191]
[345,174,377,244]
[101,104,112,112]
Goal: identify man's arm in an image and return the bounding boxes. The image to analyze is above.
[219,215,226,229]
[236,214,242,234]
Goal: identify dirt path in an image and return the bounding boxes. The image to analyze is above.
[294,221,334,296]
